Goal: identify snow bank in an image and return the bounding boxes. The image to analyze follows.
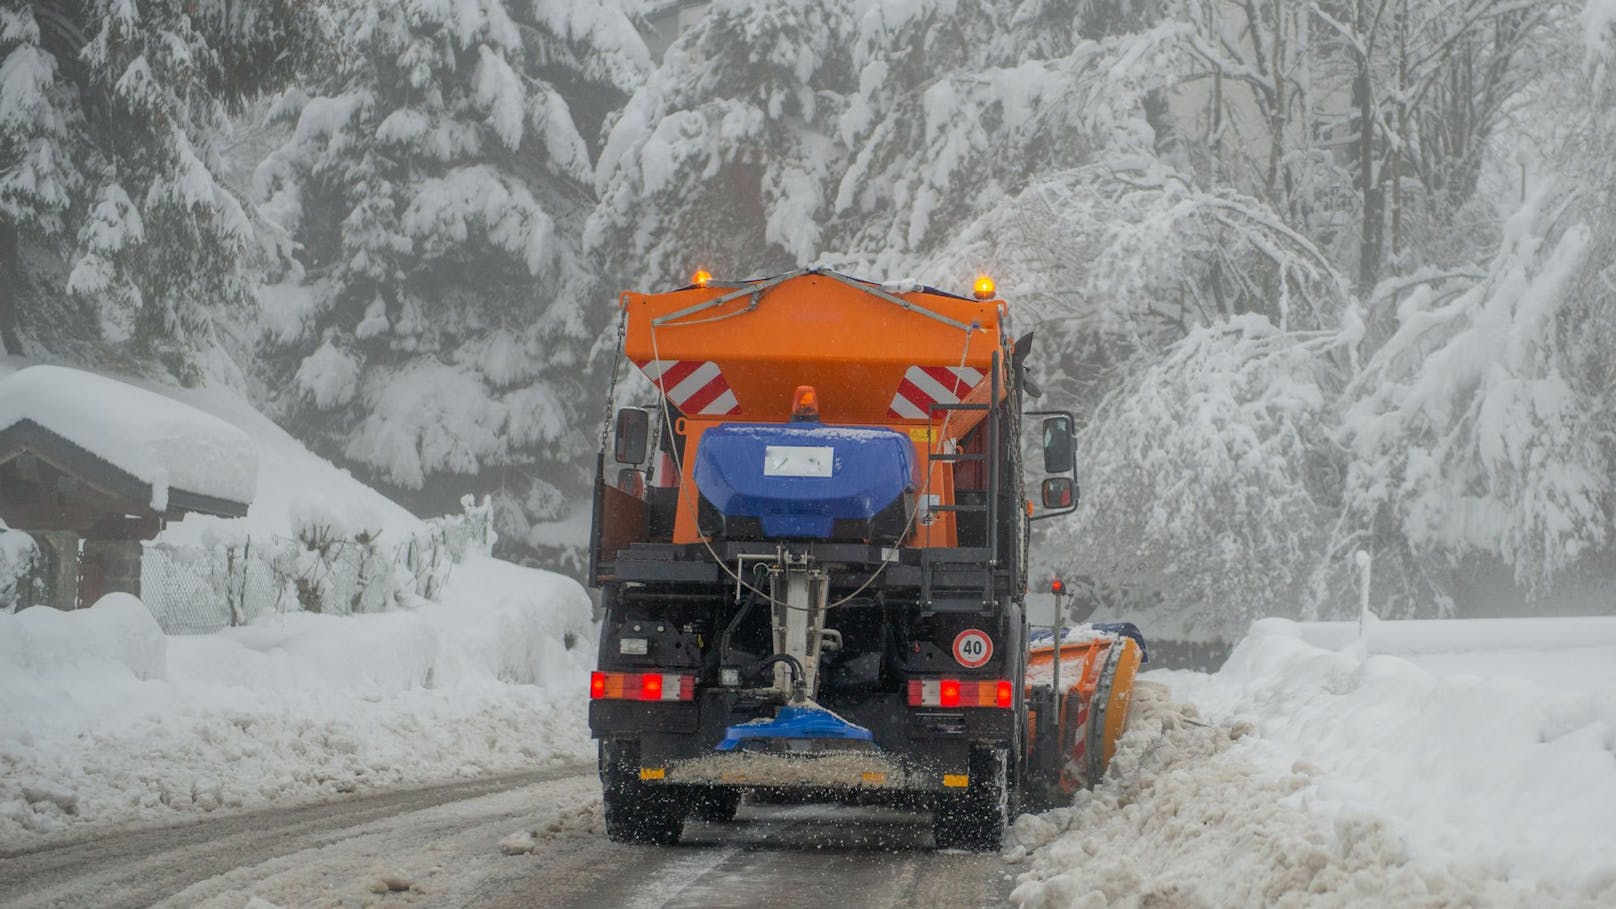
[1283,614,1616,656]
[1007,683,1614,908]
[0,555,594,847]
[0,592,165,680]
[0,364,258,507]
[1158,619,1616,893]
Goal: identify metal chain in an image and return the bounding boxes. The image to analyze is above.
[597,304,629,457]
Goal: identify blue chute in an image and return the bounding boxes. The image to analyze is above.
[715,703,876,752]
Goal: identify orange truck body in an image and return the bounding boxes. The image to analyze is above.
[589,268,1142,847]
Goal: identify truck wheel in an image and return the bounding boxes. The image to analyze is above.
[600,742,685,845]
[689,787,742,822]
[933,747,1009,852]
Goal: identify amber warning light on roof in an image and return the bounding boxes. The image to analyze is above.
[692,268,712,288]
[973,274,996,300]
[792,385,819,421]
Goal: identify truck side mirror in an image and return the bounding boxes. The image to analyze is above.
[1041,415,1074,473]
[616,467,647,498]
[614,408,649,464]
[1042,477,1077,509]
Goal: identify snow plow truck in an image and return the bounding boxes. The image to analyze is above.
[588,268,1145,850]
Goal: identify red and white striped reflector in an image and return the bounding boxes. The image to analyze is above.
[907,678,1013,709]
[635,359,741,416]
[590,671,696,702]
[888,365,986,419]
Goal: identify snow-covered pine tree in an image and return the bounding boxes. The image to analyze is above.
[587,0,857,287]
[257,0,650,556]
[587,0,1190,288]
[829,2,1188,277]
[0,0,317,378]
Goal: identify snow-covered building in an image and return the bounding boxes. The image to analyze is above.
[0,366,257,611]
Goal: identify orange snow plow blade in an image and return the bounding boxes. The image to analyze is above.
[1025,630,1145,794]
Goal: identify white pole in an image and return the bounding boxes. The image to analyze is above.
[1355,549,1373,644]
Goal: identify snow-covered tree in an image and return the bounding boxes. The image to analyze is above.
[831,9,1192,276]
[588,0,857,286]
[257,0,650,553]
[1303,0,1564,290]
[1330,7,1616,614]
[1044,315,1347,639]
[0,0,318,378]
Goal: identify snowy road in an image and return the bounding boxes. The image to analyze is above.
[0,765,1013,909]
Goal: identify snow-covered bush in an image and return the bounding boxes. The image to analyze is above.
[0,521,37,611]
[272,495,493,616]
[1050,316,1347,639]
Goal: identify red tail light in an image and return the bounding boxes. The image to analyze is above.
[589,671,695,702]
[907,677,1014,708]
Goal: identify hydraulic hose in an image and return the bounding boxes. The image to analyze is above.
[751,653,808,703]
[718,563,770,665]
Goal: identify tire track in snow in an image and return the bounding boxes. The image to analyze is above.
[0,764,593,909]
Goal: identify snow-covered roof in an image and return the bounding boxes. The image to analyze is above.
[0,365,257,512]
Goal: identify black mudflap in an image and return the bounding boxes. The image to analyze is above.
[932,745,1009,852]
[600,740,686,845]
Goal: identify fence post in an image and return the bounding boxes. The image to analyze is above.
[238,538,252,626]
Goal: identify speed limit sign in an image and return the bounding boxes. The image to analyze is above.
[952,629,993,669]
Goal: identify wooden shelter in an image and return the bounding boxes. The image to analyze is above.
[0,390,254,611]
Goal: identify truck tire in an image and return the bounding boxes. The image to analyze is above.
[933,746,1010,852]
[600,741,685,845]
[689,787,742,822]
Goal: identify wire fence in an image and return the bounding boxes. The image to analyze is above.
[139,496,494,635]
